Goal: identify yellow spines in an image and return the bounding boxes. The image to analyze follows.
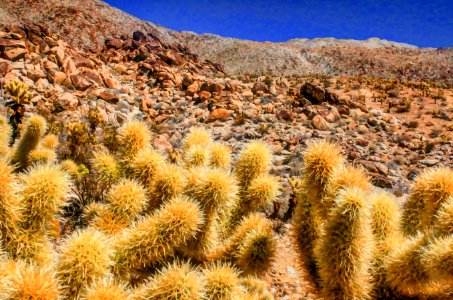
[137,262,204,300]
[106,179,147,221]
[10,232,55,266]
[0,116,12,157]
[113,196,203,277]
[147,164,186,210]
[91,151,121,186]
[242,174,280,212]
[235,141,272,189]
[5,79,32,105]
[322,165,370,218]
[18,164,70,234]
[183,145,210,168]
[56,228,112,298]
[118,120,152,162]
[82,278,132,300]
[59,159,80,177]
[130,148,166,185]
[384,234,430,297]
[202,263,241,300]
[28,148,56,165]
[11,115,47,170]
[317,187,373,300]
[0,261,60,300]
[182,127,212,153]
[369,191,402,296]
[239,276,273,300]
[0,159,21,255]
[40,134,59,150]
[421,235,453,284]
[235,221,276,276]
[432,196,453,237]
[302,140,344,202]
[209,143,231,169]
[83,202,108,224]
[401,167,453,236]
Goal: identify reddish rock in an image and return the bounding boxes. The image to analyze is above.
[71,74,92,90]
[99,89,120,103]
[206,109,230,123]
[311,115,331,131]
[106,38,123,50]
[57,93,78,109]
[225,81,237,92]
[0,61,13,76]
[276,109,293,121]
[199,90,211,101]
[252,82,269,94]
[3,47,26,61]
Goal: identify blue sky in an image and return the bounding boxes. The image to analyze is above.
[104,0,453,48]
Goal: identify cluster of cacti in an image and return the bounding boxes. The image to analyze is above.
[292,140,453,299]
[0,115,277,299]
[4,80,32,105]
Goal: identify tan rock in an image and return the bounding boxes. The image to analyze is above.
[199,90,211,101]
[206,109,230,123]
[57,92,78,109]
[312,115,331,131]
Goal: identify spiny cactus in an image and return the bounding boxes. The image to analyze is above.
[106,179,147,221]
[137,261,204,300]
[117,120,152,163]
[11,115,47,170]
[202,263,241,300]
[239,276,273,300]
[401,167,453,236]
[432,196,453,237]
[40,134,59,150]
[113,196,203,278]
[235,140,272,189]
[421,235,453,283]
[82,278,132,300]
[5,79,32,105]
[208,142,231,169]
[317,187,373,300]
[0,159,21,255]
[56,228,112,298]
[146,164,186,210]
[0,261,60,300]
[91,151,121,186]
[0,116,12,157]
[130,148,166,186]
[183,145,210,168]
[182,127,212,152]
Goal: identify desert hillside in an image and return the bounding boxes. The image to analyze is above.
[0,0,452,299]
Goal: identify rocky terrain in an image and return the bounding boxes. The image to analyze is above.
[1,1,452,299]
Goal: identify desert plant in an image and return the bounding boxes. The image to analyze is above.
[117,120,151,165]
[208,143,231,169]
[11,115,47,170]
[202,263,241,300]
[82,278,131,300]
[56,228,112,298]
[0,116,12,157]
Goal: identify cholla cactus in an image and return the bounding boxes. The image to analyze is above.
[130,148,166,185]
[209,142,231,169]
[5,80,32,105]
[182,127,212,152]
[137,261,204,300]
[11,115,47,170]
[82,278,132,300]
[0,116,12,157]
[235,141,272,189]
[56,229,112,298]
[202,263,241,300]
[91,151,121,186]
[117,120,151,164]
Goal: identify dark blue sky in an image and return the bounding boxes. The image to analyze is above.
[104,0,453,48]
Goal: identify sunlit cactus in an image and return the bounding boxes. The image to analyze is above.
[183,145,210,168]
[182,127,212,152]
[83,202,108,224]
[0,261,60,300]
[130,148,166,185]
[317,187,373,300]
[0,116,12,157]
[137,261,204,300]
[11,115,47,170]
[401,167,453,236]
[202,263,241,300]
[421,235,453,284]
[147,163,186,210]
[235,221,276,276]
[56,228,112,298]
[106,179,147,221]
[18,163,70,234]
[5,79,32,105]
[235,141,272,189]
[322,165,370,219]
[28,148,57,165]
[113,196,203,278]
[432,196,453,237]
[41,134,59,150]
[118,120,152,162]
[209,142,231,169]
[0,159,21,255]
[82,278,132,300]
[240,276,273,300]
[10,232,55,266]
[91,151,121,186]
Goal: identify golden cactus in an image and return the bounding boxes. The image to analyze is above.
[183,145,210,168]
[137,262,204,300]
[317,187,373,300]
[147,163,186,210]
[82,278,132,300]
[130,148,166,185]
[106,179,147,221]
[5,79,32,105]
[0,116,12,157]
[56,228,112,298]
[235,141,272,189]
[202,263,241,300]
[182,127,212,152]
[209,142,231,169]
[11,115,47,170]
[118,120,152,163]
[91,151,121,186]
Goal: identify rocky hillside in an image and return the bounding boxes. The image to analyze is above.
[1,0,452,85]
